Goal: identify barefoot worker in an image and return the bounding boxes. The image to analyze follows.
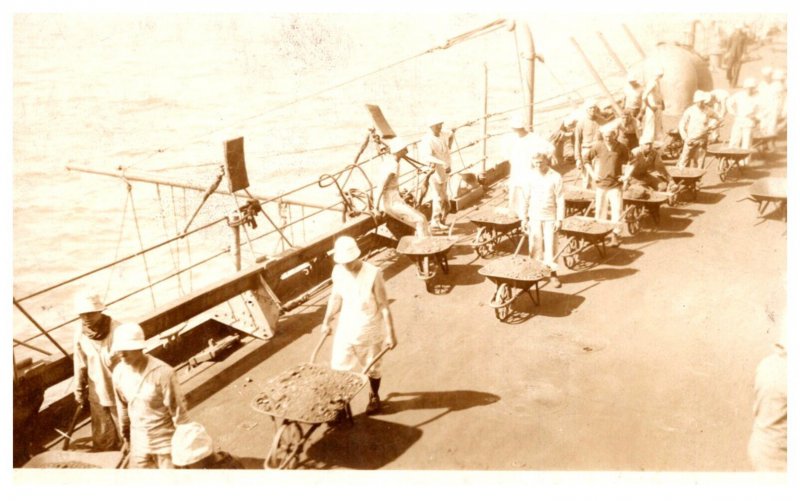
[419,117,454,230]
[319,236,398,415]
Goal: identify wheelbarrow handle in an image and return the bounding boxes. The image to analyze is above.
[361,346,391,376]
[62,402,85,451]
[309,331,329,364]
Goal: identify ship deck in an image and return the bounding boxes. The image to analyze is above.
[58,38,787,473]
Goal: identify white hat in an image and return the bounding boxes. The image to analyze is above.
[509,114,527,129]
[531,141,555,159]
[772,69,785,80]
[627,71,640,83]
[743,77,758,89]
[112,323,146,352]
[653,67,665,77]
[761,66,773,77]
[388,137,409,155]
[74,291,106,314]
[171,422,214,466]
[583,98,599,110]
[332,236,361,264]
[693,90,709,103]
[600,123,618,137]
[427,117,444,127]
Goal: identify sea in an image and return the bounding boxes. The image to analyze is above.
[10,12,785,360]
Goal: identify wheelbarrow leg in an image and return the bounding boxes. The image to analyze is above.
[526,281,540,306]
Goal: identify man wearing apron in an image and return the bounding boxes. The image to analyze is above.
[112,323,189,468]
[320,236,398,415]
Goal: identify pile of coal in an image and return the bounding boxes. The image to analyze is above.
[253,364,364,422]
[562,218,610,234]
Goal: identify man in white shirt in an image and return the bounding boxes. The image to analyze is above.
[73,291,122,451]
[677,91,713,169]
[748,331,786,471]
[418,118,454,230]
[522,142,565,288]
[112,323,189,468]
[508,114,553,218]
[727,77,760,165]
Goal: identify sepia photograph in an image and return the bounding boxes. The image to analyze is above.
[5,0,794,496]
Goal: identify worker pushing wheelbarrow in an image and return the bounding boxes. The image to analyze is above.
[251,339,390,469]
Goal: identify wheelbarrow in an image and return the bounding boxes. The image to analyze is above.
[623,191,671,235]
[468,209,522,258]
[564,189,595,217]
[744,177,787,221]
[396,235,458,292]
[667,167,705,202]
[478,254,550,322]
[705,144,756,182]
[558,215,618,270]
[251,340,390,469]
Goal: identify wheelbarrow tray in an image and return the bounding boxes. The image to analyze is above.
[623,192,669,206]
[750,178,787,201]
[706,144,757,157]
[564,189,595,203]
[468,211,521,231]
[667,167,705,180]
[251,363,369,425]
[560,215,615,237]
[479,255,550,285]
[396,235,457,256]
[23,450,124,469]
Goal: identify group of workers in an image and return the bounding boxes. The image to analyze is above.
[73,292,243,469]
[65,27,786,472]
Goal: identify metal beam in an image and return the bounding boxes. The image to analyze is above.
[570,37,624,117]
[66,164,340,212]
[596,32,627,74]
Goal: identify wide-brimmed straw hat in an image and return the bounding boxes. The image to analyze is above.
[112,323,146,352]
[74,291,106,314]
[332,236,361,264]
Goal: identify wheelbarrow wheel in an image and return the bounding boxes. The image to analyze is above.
[493,283,512,322]
[562,238,579,270]
[265,421,304,470]
[626,208,641,236]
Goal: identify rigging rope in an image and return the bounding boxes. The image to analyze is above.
[156,183,186,296]
[104,185,131,302]
[127,183,158,309]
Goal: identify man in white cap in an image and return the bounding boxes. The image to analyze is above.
[112,323,189,468]
[73,290,122,451]
[549,111,580,168]
[727,77,760,165]
[586,124,629,247]
[748,330,787,471]
[755,68,783,147]
[677,90,713,169]
[641,68,665,145]
[418,118,454,230]
[319,236,397,415]
[521,142,565,288]
[506,113,551,219]
[171,421,243,469]
[376,137,431,237]
[621,71,644,149]
[771,69,787,136]
[573,98,604,189]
